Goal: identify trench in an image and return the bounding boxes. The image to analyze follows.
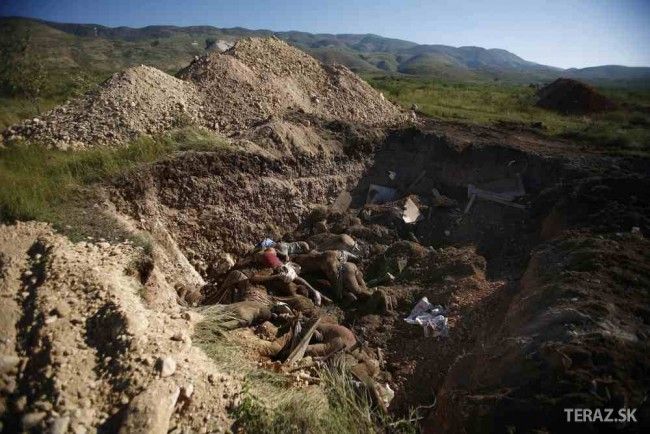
[111,124,650,432]
[328,129,567,418]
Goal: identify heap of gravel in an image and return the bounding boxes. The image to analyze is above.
[3,66,202,150]
[2,37,405,150]
[178,37,405,133]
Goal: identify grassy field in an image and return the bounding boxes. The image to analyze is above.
[0,127,229,238]
[366,75,650,152]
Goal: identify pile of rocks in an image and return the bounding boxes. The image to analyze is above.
[179,37,405,134]
[3,66,201,150]
[3,38,405,150]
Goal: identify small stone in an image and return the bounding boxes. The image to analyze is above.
[170,332,185,342]
[0,355,21,374]
[181,383,194,399]
[50,416,71,434]
[14,395,27,412]
[21,412,47,430]
[156,356,176,377]
[53,301,72,318]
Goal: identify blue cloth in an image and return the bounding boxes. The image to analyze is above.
[257,238,276,249]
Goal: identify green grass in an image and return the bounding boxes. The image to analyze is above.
[0,96,64,132]
[194,307,416,433]
[0,127,230,228]
[367,75,650,153]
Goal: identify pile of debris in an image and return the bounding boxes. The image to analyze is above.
[190,167,501,414]
[2,37,405,150]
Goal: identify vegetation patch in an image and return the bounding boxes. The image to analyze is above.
[367,75,650,153]
[0,127,230,233]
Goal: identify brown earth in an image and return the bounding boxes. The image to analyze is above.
[0,222,241,433]
[536,78,617,114]
[103,120,650,432]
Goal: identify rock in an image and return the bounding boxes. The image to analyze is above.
[156,356,176,377]
[50,416,71,434]
[0,355,21,374]
[14,395,27,412]
[181,383,194,400]
[53,301,72,318]
[211,253,236,275]
[170,332,190,344]
[22,412,47,430]
[255,321,278,340]
[119,381,180,434]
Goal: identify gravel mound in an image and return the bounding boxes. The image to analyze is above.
[179,37,404,133]
[3,38,404,150]
[536,78,616,114]
[3,66,201,150]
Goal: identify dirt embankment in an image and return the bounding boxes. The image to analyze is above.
[0,222,240,433]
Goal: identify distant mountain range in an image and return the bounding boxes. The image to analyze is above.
[2,16,649,89]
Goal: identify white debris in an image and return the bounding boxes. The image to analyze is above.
[404,297,449,337]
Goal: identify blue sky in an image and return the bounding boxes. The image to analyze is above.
[1,0,649,68]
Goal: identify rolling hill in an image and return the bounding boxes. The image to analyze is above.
[1,15,649,99]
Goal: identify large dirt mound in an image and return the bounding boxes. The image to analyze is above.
[2,38,405,150]
[2,66,201,150]
[536,78,616,114]
[178,37,404,133]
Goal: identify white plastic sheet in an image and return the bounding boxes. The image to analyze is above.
[404,297,449,337]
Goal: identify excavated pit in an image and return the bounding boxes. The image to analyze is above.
[108,123,650,432]
[2,36,648,432]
